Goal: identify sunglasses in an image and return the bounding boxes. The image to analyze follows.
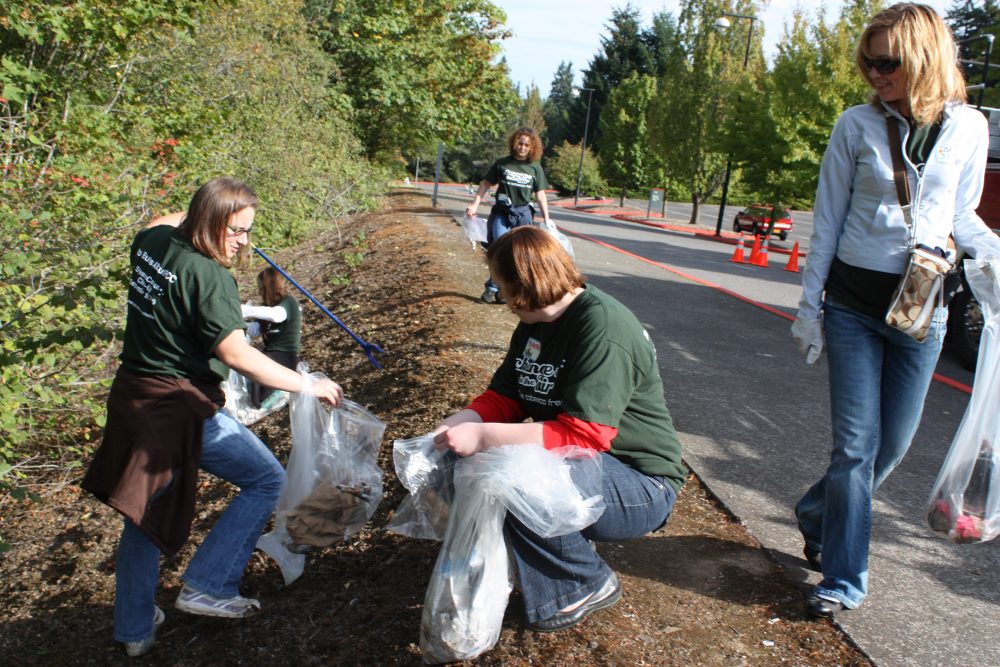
[226,224,253,237]
[863,57,902,75]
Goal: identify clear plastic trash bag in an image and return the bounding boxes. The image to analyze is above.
[462,215,488,247]
[414,443,605,664]
[538,221,575,260]
[385,435,456,540]
[221,367,288,426]
[257,364,386,584]
[925,258,1000,543]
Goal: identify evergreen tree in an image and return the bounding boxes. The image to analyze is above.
[644,10,685,78]
[521,84,547,137]
[947,0,1000,108]
[543,62,576,153]
[570,4,655,151]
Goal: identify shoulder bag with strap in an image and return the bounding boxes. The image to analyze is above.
[883,113,954,343]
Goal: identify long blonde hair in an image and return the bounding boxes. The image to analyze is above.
[857,3,966,125]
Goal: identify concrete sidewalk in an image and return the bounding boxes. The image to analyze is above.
[432,183,999,665]
[552,201,999,667]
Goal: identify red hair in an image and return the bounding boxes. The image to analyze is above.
[486,227,584,310]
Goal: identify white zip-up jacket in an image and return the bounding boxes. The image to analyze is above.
[798,100,1000,321]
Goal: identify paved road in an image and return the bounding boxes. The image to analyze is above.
[427,184,999,667]
[616,194,815,249]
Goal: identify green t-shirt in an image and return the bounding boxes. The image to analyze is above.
[484,156,548,208]
[488,285,687,491]
[120,225,246,382]
[262,294,302,354]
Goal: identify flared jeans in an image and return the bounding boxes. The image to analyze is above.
[795,298,945,608]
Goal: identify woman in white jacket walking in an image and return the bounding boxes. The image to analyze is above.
[791,2,1000,617]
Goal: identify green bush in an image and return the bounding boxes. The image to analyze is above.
[0,0,383,485]
[544,141,608,197]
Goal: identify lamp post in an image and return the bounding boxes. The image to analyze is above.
[713,13,756,237]
[574,86,595,206]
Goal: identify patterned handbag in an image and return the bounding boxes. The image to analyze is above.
[883,114,954,342]
[885,244,952,342]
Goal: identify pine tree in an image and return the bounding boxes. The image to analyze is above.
[543,62,576,154]
[570,4,655,152]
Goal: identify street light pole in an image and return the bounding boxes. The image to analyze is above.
[713,13,756,237]
[574,87,595,206]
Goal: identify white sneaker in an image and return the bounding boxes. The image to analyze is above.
[174,584,260,618]
[123,606,165,657]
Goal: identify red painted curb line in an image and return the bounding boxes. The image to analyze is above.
[557,226,972,396]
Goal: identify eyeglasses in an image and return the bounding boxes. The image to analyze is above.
[863,57,902,75]
[226,224,253,237]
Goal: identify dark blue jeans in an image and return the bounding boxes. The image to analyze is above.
[504,452,676,623]
[795,298,946,608]
[113,412,285,643]
[484,203,534,293]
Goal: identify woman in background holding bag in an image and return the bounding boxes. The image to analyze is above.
[791,3,1000,617]
[465,127,552,304]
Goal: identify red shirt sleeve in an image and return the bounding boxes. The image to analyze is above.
[542,414,617,452]
[466,389,526,423]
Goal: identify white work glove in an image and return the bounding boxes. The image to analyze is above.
[791,315,824,365]
[241,303,287,323]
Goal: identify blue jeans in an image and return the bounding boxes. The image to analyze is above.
[113,412,285,643]
[504,452,677,623]
[484,203,534,292]
[795,299,945,608]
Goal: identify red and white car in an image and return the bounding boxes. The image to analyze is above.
[732,204,793,240]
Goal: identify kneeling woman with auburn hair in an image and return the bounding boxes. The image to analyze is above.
[432,226,686,631]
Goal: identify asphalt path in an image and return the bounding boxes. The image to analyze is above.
[427,183,999,667]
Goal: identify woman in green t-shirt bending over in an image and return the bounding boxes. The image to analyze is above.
[242,267,303,410]
[83,177,342,657]
[433,226,686,633]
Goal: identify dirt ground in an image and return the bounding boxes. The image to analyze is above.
[0,191,873,665]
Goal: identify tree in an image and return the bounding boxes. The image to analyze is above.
[543,62,576,152]
[304,0,516,161]
[545,141,607,197]
[644,10,685,78]
[520,84,547,136]
[571,4,656,151]
[648,0,744,224]
[596,74,665,204]
[948,0,1000,108]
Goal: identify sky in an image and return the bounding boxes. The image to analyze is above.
[494,0,955,97]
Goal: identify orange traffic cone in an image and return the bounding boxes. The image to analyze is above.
[784,241,800,272]
[747,234,762,265]
[750,235,770,267]
[730,233,746,263]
